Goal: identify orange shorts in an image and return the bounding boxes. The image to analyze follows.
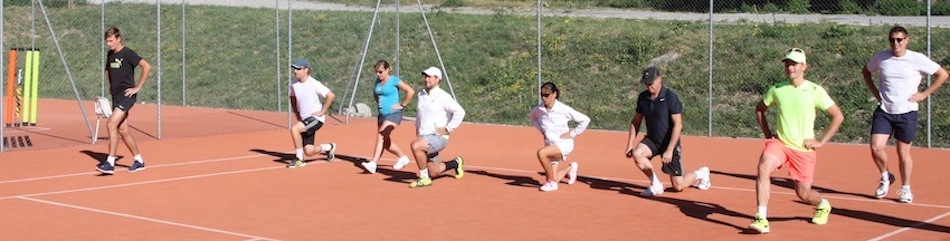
[762,138,818,185]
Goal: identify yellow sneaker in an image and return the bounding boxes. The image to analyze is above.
[749,214,770,234]
[453,156,465,179]
[812,201,832,225]
[286,159,306,168]
[410,177,432,188]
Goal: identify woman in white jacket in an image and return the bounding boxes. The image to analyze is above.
[529,82,591,192]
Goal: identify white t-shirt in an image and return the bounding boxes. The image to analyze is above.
[290,76,332,122]
[866,49,941,114]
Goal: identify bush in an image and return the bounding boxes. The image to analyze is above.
[441,0,464,8]
[876,0,925,15]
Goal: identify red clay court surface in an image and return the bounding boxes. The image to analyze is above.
[1,99,949,240]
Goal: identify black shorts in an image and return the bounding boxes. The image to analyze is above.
[871,107,917,143]
[112,95,137,112]
[300,120,324,146]
[641,136,684,176]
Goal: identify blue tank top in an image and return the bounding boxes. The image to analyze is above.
[374,76,401,115]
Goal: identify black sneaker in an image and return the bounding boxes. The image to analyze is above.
[326,143,337,161]
[128,161,146,173]
[96,163,115,175]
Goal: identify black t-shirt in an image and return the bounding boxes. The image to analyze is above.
[106,47,143,97]
[635,87,683,146]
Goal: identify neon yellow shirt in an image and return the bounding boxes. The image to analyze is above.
[762,80,836,151]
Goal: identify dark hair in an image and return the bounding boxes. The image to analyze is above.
[889,26,908,37]
[374,60,390,70]
[540,82,560,99]
[104,27,121,39]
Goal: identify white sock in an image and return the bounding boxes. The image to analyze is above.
[757,206,768,217]
[106,156,116,166]
[419,169,429,179]
[651,172,662,186]
[133,154,144,164]
[902,185,911,190]
[818,199,829,207]
[319,144,332,152]
[882,172,890,181]
[295,148,304,160]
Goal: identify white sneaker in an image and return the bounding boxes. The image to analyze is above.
[641,182,664,197]
[361,161,377,174]
[392,156,410,170]
[898,188,913,203]
[540,181,558,192]
[567,162,578,185]
[875,179,890,199]
[697,166,712,190]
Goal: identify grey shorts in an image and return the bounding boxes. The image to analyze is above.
[421,134,449,162]
[377,111,403,125]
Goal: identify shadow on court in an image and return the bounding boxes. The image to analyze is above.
[468,170,542,189]
[80,150,129,168]
[577,175,806,234]
[249,149,328,165]
[330,154,416,183]
[832,208,950,234]
[711,170,881,200]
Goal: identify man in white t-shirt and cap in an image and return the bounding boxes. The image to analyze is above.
[407,67,467,188]
[862,26,948,203]
[286,58,337,168]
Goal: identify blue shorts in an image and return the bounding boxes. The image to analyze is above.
[871,107,917,143]
[377,111,403,126]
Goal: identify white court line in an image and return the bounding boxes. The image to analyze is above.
[1,166,285,200]
[0,154,268,185]
[867,210,950,241]
[17,196,276,241]
[471,165,950,210]
[4,152,949,210]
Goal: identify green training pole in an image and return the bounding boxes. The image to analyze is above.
[21,49,32,124]
[28,50,38,125]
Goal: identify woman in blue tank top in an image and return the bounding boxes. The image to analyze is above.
[361,60,415,174]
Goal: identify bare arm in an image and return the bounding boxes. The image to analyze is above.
[909,67,949,102]
[661,113,683,163]
[392,81,415,110]
[124,59,151,97]
[755,101,773,139]
[862,65,880,102]
[625,113,644,157]
[314,91,335,118]
[805,104,845,150]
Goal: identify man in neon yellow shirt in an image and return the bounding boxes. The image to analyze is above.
[748,48,845,234]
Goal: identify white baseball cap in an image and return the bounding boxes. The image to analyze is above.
[422,67,442,79]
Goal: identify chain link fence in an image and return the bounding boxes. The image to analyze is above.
[1,0,948,152]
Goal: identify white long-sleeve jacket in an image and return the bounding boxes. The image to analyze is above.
[529,100,591,144]
[415,87,465,137]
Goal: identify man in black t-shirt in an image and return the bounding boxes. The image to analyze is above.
[96,27,151,175]
[624,66,711,197]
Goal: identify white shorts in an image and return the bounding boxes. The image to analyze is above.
[547,140,574,162]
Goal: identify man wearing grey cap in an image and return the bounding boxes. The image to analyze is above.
[286,58,337,168]
[624,66,711,197]
[407,67,466,188]
[748,48,843,234]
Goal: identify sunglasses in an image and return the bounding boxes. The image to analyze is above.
[888,37,906,43]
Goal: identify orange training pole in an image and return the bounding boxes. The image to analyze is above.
[4,49,16,126]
